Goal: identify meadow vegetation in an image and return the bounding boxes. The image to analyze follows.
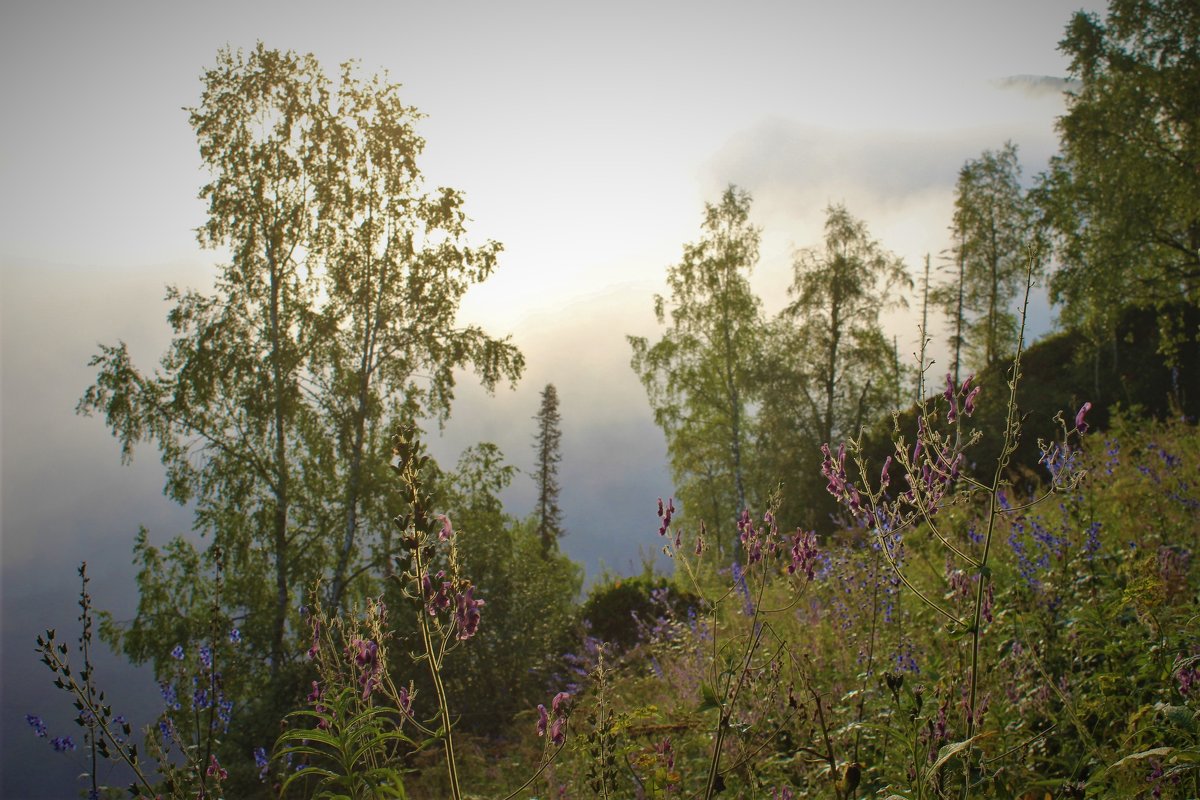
[27,0,1200,796]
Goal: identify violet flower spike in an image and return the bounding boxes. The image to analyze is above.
[1075,401,1092,434]
[964,385,981,416]
[536,703,548,737]
[549,716,566,745]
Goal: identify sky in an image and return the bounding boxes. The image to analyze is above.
[0,0,1106,794]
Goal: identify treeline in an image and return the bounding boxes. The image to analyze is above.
[629,0,1199,540]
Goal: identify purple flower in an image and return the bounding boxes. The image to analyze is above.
[170,644,184,660]
[944,373,959,423]
[454,586,485,640]
[307,680,322,704]
[198,644,213,669]
[549,716,566,745]
[206,753,228,781]
[25,714,47,738]
[398,686,413,715]
[253,746,269,780]
[229,627,242,644]
[1075,402,1092,434]
[437,514,454,541]
[349,639,380,698]
[51,736,75,752]
[159,681,180,711]
[552,691,571,716]
[964,385,981,416]
[307,616,321,660]
[657,496,675,536]
[536,703,548,737]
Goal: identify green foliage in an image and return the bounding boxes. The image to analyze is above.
[430,443,583,735]
[934,142,1040,374]
[77,44,522,761]
[1036,0,1200,346]
[758,203,911,532]
[533,383,566,552]
[581,575,700,652]
[628,185,766,541]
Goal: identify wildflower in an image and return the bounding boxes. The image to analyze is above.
[158,718,174,747]
[159,681,180,711]
[880,455,892,489]
[218,696,234,731]
[552,691,571,716]
[206,753,228,781]
[253,746,269,780]
[549,716,566,745]
[454,585,485,640]
[307,616,321,660]
[170,644,184,660]
[51,736,76,752]
[398,686,413,715]
[657,496,675,536]
[229,627,242,644]
[944,373,959,423]
[964,385,981,416]
[422,571,453,616]
[437,513,454,541]
[788,529,819,581]
[307,680,322,704]
[198,644,213,669]
[536,703,548,737]
[349,639,380,698]
[25,714,47,737]
[1075,401,1092,433]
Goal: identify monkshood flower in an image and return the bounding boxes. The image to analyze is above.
[206,753,228,781]
[454,585,485,640]
[1075,401,1092,434]
[51,735,76,752]
[656,496,675,536]
[437,514,454,541]
[423,571,453,617]
[348,638,380,699]
[788,529,819,580]
[536,691,571,744]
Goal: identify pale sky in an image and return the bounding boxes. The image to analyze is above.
[1,1,1106,794]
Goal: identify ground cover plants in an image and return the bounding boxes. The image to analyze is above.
[23,1,1200,794]
[31,314,1200,797]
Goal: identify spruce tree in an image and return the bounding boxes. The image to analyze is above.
[532,383,564,551]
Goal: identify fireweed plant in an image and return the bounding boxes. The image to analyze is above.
[35,557,242,799]
[819,277,1093,797]
[272,427,571,800]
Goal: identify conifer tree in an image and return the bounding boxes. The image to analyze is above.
[532,383,564,552]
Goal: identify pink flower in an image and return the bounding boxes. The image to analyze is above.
[549,716,566,745]
[1075,402,1092,433]
[536,703,548,737]
[206,754,228,781]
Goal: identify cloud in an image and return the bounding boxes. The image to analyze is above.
[993,74,1080,98]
